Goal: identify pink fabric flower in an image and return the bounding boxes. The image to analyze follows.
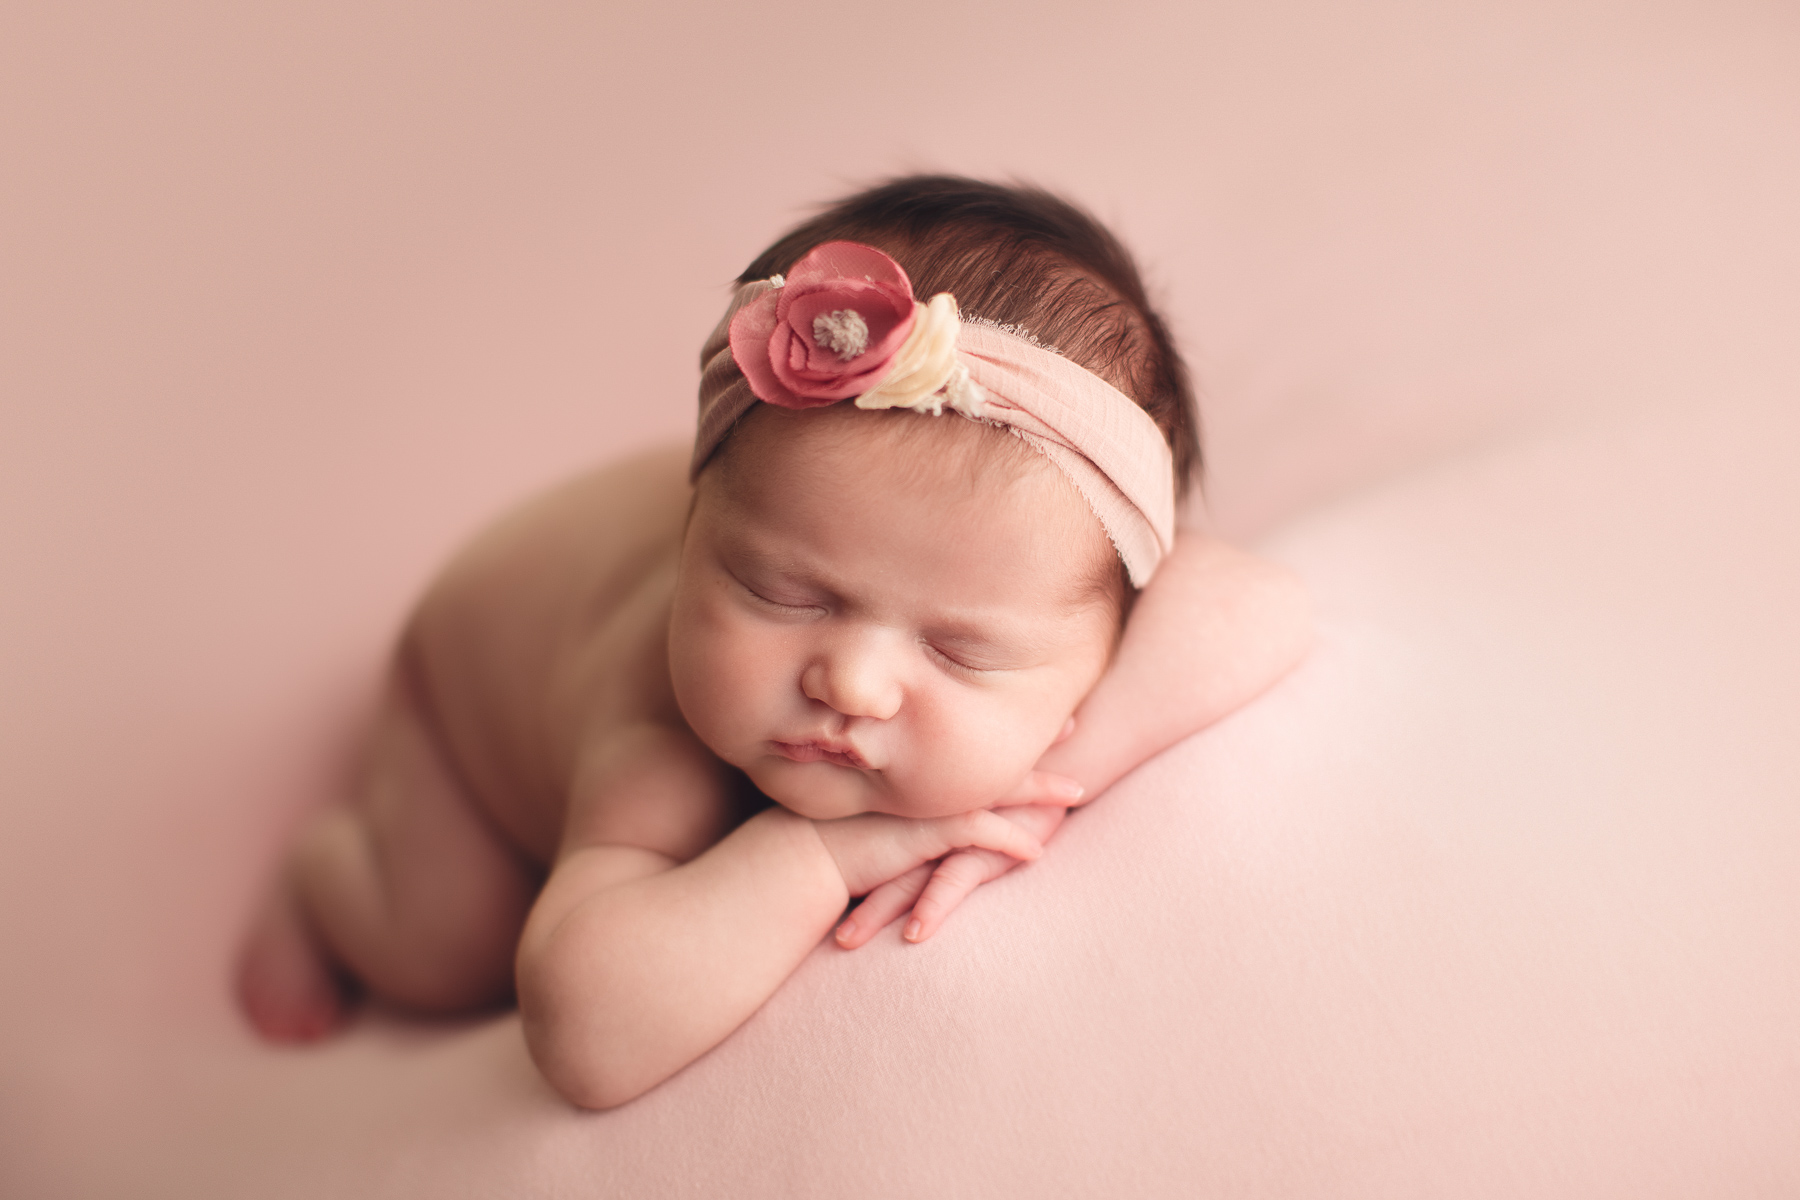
[729,242,918,408]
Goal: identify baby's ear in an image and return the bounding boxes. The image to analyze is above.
[1053,716,1076,745]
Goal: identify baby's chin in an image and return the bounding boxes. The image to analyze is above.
[754,763,1017,823]
[742,760,863,821]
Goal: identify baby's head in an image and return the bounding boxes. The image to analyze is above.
[669,176,1197,821]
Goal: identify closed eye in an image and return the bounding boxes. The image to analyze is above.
[734,575,825,617]
[923,640,996,677]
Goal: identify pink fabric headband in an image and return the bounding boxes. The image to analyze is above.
[692,241,1177,585]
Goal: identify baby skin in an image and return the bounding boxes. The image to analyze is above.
[238,403,1311,1109]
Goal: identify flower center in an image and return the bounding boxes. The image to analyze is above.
[812,309,869,360]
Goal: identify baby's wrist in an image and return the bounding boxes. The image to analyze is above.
[797,813,855,895]
[751,806,851,909]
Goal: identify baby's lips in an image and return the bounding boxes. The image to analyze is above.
[771,739,873,770]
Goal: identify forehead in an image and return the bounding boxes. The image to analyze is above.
[699,405,1115,615]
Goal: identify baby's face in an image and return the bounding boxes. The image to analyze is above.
[669,406,1120,821]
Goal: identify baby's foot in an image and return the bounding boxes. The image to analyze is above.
[236,878,353,1041]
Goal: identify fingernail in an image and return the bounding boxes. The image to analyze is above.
[836,921,855,942]
[1052,778,1084,800]
[904,919,922,941]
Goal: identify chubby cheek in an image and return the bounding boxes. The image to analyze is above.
[889,695,1062,817]
[668,590,781,765]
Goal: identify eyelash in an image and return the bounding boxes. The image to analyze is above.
[739,583,816,614]
[923,641,988,677]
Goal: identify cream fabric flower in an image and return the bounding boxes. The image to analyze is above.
[856,293,981,416]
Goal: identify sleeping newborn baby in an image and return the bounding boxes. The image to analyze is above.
[237,176,1311,1108]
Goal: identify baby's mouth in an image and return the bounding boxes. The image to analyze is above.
[770,740,871,770]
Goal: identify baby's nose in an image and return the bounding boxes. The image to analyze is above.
[801,633,902,721]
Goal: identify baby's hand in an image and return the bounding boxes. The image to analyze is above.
[811,805,1047,904]
[831,771,1080,949]
[832,804,1066,948]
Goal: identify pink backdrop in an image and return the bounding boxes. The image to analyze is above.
[3,0,1798,1195]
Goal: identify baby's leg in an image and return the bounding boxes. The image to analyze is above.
[238,681,538,1039]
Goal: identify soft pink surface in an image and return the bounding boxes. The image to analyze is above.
[4,1,1799,1196]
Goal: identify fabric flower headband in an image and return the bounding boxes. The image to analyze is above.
[727,241,987,419]
[692,241,1177,585]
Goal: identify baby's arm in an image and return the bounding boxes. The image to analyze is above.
[515,723,1044,1109]
[1038,529,1313,795]
[841,531,1312,946]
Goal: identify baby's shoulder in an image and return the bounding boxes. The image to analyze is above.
[560,719,753,864]
[398,445,698,858]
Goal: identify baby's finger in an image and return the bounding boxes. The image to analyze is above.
[923,809,1044,864]
[996,802,1068,843]
[836,862,933,949]
[903,852,993,943]
[994,770,1084,808]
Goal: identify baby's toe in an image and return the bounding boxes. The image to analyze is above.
[236,887,352,1042]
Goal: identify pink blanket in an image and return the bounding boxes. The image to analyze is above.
[4,0,1798,1195]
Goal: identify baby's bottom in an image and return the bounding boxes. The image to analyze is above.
[237,677,539,1039]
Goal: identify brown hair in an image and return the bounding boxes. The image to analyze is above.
[737,175,1201,494]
